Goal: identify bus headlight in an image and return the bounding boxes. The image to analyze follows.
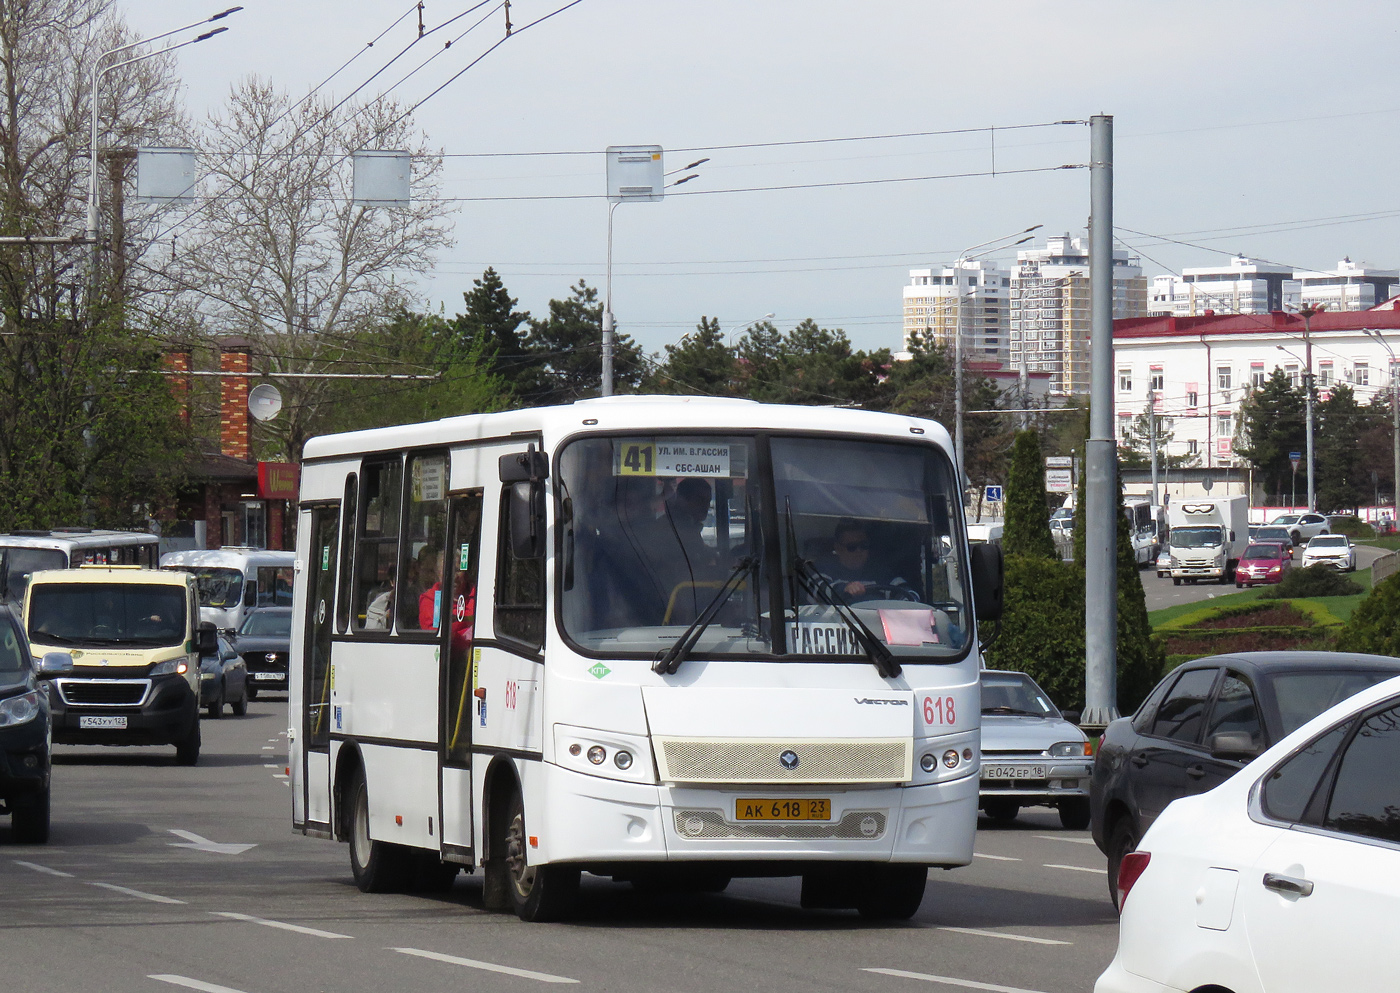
[554,724,655,785]
[0,690,40,727]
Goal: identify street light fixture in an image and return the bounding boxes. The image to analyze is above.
[1364,328,1400,519]
[726,313,775,344]
[1277,341,1315,512]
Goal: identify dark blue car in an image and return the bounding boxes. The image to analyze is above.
[0,608,51,842]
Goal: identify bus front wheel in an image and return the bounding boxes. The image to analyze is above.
[855,865,927,920]
[348,768,410,893]
[504,791,578,922]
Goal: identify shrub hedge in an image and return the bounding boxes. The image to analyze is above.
[1258,564,1363,599]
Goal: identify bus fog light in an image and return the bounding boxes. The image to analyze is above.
[587,746,606,765]
[962,748,974,761]
[613,750,633,770]
[568,743,581,756]
[920,753,937,773]
[942,749,959,768]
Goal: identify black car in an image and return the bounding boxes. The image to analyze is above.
[0,609,51,842]
[1091,651,1400,907]
[232,607,291,698]
[200,635,248,719]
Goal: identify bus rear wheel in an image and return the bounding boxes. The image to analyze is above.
[348,768,411,893]
[504,790,578,922]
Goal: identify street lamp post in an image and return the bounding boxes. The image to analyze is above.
[1365,328,1400,518]
[1277,340,1316,512]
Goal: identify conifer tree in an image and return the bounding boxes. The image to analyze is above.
[1003,430,1056,559]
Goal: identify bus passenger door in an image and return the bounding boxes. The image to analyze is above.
[301,505,338,832]
[440,492,483,858]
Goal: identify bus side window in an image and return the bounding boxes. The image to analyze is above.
[355,459,402,632]
[336,475,357,632]
[397,453,449,634]
[495,488,544,650]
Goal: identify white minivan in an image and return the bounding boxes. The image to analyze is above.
[160,547,295,632]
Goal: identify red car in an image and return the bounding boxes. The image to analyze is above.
[1234,541,1292,588]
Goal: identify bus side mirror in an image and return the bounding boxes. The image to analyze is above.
[197,621,218,655]
[969,543,1004,621]
[244,580,257,607]
[499,447,549,483]
[509,482,546,559]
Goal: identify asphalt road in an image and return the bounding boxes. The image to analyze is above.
[1,705,1120,993]
[1140,541,1390,612]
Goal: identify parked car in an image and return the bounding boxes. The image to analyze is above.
[1300,533,1356,571]
[1246,525,1260,542]
[1096,672,1400,993]
[1155,546,1172,579]
[1090,651,1400,908]
[0,608,50,842]
[231,606,291,698]
[978,669,1093,829]
[199,635,248,719]
[1268,512,1330,545]
[1235,541,1293,588]
[1254,524,1295,549]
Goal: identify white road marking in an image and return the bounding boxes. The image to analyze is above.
[1033,835,1097,846]
[212,911,351,939]
[168,829,257,856]
[261,745,274,750]
[88,881,185,904]
[13,860,73,877]
[393,947,579,984]
[937,926,1071,946]
[273,774,289,780]
[1043,863,1100,874]
[150,975,252,993]
[863,968,1051,993]
[263,763,279,768]
[971,853,1020,862]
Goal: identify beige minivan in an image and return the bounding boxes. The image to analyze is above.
[25,565,214,765]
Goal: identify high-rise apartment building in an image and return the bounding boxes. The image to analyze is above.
[1149,256,1293,316]
[1010,235,1147,395]
[1293,258,1399,312]
[901,260,1009,364]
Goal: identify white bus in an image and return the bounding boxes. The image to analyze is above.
[288,397,1002,921]
[0,528,159,604]
[160,547,295,632]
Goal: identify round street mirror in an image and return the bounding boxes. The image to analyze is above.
[248,383,283,421]
[1201,476,1214,492]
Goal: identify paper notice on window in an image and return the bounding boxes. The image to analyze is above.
[879,608,938,646]
[617,440,730,477]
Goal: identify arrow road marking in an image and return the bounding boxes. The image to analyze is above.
[168,829,257,856]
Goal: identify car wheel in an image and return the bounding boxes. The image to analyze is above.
[856,865,928,920]
[982,798,1019,822]
[1291,531,1301,545]
[231,681,248,717]
[347,768,412,893]
[1172,577,1181,586]
[206,683,224,719]
[504,789,578,921]
[1058,797,1091,831]
[247,685,258,700]
[1106,817,1139,911]
[175,718,201,766]
[1235,580,1243,588]
[11,784,51,844]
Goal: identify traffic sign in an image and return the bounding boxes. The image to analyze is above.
[984,485,1004,503]
[1290,451,1302,468]
[1045,456,1073,468]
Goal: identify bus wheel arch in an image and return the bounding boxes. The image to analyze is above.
[481,756,520,910]
[333,743,365,842]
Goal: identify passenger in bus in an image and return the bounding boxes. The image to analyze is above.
[416,545,444,631]
[364,568,394,630]
[665,477,716,573]
[817,519,911,601]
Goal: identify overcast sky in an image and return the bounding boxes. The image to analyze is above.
[122,1,1400,355]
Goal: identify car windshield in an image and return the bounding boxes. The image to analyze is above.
[980,671,1060,718]
[1270,669,1399,734]
[239,610,291,637]
[1243,544,1285,559]
[1271,515,1300,525]
[557,433,969,661]
[1310,536,1347,548]
[1170,526,1224,548]
[1256,527,1292,543]
[1,547,66,604]
[28,583,187,648]
[0,618,26,671]
[166,567,243,608]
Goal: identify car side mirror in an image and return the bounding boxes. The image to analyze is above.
[1062,710,1081,726]
[1210,731,1261,761]
[197,621,218,656]
[36,651,74,678]
[969,542,1004,621]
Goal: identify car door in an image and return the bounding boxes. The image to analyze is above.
[1128,666,1221,829]
[1241,698,1400,993]
[1195,670,1263,788]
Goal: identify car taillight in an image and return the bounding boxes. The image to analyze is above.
[1118,851,1151,908]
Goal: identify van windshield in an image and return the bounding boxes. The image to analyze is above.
[166,567,243,608]
[1170,526,1224,549]
[28,583,187,648]
[1,548,66,603]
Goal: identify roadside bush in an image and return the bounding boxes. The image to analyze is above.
[1338,571,1400,656]
[1258,564,1363,600]
[984,554,1086,709]
[1329,516,1375,539]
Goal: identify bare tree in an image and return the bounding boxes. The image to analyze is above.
[177,77,456,461]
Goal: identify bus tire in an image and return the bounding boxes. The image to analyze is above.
[175,719,200,766]
[855,865,927,920]
[504,790,578,922]
[11,785,51,844]
[348,768,411,893]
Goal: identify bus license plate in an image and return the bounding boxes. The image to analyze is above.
[79,715,127,729]
[735,798,831,821]
[980,765,1045,780]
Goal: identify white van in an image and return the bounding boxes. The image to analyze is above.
[160,547,295,631]
[0,529,159,605]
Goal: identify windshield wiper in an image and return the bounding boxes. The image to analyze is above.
[983,706,1043,717]
[653,556,757,675]
[784,504,900,679]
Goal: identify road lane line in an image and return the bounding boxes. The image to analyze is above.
[212,911,351,939]
[1043,863,1100,874]
[150,975,252,993]
[87,880,185,904]
[263,763,279,768]
[863,968,1051,992]
[971,853,1020,862]
[273,774,289,779]
[937,927,1071,946]
[393,947,579,984]
[1033,834,1097,846]
[13,860,73,877]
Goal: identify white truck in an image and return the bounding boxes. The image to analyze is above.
[1166,495,1249,585]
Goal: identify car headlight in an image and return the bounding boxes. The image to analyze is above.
[1050,740,1090,758]
[0,690,41,727]
[150,659,189,676]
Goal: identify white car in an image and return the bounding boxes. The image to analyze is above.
[1096,673,1400,993]
[1268,512,1330,546]
[1155,546,1171,578]
[1300,533,1356,571]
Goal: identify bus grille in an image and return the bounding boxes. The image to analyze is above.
[57,679,151,707]
[672,809,888,840]
[655,738,910,784]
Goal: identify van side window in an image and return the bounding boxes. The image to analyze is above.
[354,459,402,632]
[336,475,357,632]
[397,454,450,634]
[495,489,544,650]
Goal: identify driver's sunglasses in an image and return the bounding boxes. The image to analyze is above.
[839,541,869,552]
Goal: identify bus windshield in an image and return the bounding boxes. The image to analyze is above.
[166,567,244,608]
[1170,526,1224,549]
[558,433,968,661]
[1,548,66,603]
[28,583,187,648]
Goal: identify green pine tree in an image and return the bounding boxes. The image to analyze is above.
[1003,430,1056,559]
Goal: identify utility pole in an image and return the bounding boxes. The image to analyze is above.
[1083,113,1118,731]
[1148,389,1159,506]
